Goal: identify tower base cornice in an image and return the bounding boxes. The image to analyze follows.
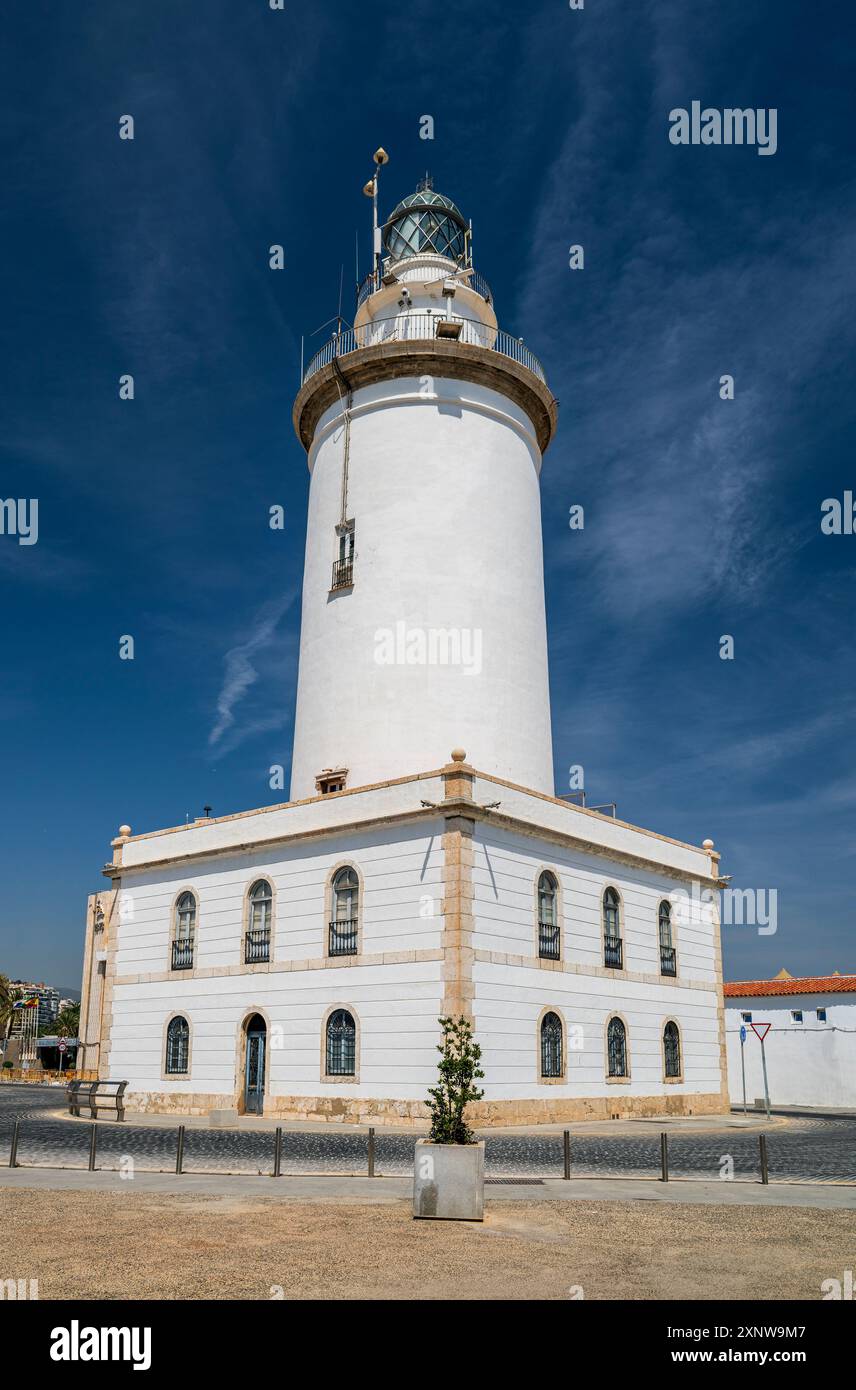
[293,338,558,454]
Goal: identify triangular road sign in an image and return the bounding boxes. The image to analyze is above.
[750,1022,771,1041]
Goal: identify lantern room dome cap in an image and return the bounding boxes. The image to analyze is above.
[383,181,468,264]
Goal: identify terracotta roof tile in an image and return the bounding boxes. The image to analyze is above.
[724,974,856,998]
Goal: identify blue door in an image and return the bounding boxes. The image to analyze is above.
[244,1016,266,1115]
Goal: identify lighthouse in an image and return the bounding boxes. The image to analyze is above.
[80,159,728,1130]
[290,165,558,801]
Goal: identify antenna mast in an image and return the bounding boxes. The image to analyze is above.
[363,146,389,291]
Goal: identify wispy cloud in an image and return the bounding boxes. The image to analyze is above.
[514,2,856,632]
[209,589,298,754]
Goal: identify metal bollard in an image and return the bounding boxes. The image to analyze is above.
[563,1129,571,1180]
[273,1126,283,1178]
[88,1123,97,1172]
[367,1126,375,1178]
[660,1132,669,1182]
[8,1118,20,1168]
[175,1124,185,1175]
[759,1133,769,1185]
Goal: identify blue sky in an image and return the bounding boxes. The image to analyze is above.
[1,0,854,991]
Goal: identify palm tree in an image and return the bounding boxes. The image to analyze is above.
[0,976,23,1056]
[54,1003,80,1038]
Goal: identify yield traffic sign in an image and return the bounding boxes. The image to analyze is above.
[750,1022,771,1041]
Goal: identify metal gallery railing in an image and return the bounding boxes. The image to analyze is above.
[304,311,546,385]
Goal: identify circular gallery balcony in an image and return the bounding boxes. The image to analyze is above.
[303,310,546,385]
[294,309,557,456]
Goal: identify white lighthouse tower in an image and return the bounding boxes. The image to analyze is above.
[290,165,559,800]
[81,158,728,1131]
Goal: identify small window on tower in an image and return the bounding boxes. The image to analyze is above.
[316,768,348,795]
[331,521,355,591]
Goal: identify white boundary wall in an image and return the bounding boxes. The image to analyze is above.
[725,993,856,1109]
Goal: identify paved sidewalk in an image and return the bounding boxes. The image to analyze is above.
[2,1165,855,1209]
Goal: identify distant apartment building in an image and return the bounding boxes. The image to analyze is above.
[8,982,60,1033]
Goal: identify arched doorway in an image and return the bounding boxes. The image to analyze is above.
[242,1013,267,1115]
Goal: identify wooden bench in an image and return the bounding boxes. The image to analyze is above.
[67,1079,127,1121]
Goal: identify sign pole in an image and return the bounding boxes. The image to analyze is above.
[749,1022,772,1120]
[739,1025,747,1115]
[759,1033,771,1120]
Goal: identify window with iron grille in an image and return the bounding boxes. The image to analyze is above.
[607,1015,628,1077]
[540,1011,563,1078]
[172,891,196,970]
[663,1021,681,1079]
[603,887,622,969]
[331,521,355,591]
[245,880,272,963]
[329,866,359,956]
[658,899,676,976]
[537,871,560,959]
[165,1016,189,1075]
[326,1009,356,1076]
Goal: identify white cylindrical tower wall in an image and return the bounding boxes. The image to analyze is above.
[289,369,554,800]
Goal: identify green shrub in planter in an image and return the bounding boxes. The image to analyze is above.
[426,1015,485,1145]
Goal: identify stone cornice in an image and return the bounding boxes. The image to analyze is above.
[293,339,559,455]
[105,794,713,887]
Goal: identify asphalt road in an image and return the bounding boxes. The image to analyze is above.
[1,1084,853,1183]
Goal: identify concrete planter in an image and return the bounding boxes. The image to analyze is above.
[413,1138,485,1221]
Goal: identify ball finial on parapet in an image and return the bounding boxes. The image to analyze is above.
[118,824,132,839]
[450,748,467,763]
[702,838,715,851]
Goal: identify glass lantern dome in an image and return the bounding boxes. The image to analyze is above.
[383,184,468,264]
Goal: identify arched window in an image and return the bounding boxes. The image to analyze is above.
[329,867,359,956]
[540,1011,563,1079]
[537,872,560,960]
[659,900,676,976]
[663,1021,681,1079]
[165,1016,189,1075]
[607,1016,628,1078]
[172,892,196,970]
[326,1009,356,1077]
[603,888,622,969]
[246,880,272,963]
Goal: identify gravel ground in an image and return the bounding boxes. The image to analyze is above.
[3,1188,854,1300]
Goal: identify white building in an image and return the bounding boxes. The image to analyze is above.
[725,971,856,1110]
[78,168,729,1126]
